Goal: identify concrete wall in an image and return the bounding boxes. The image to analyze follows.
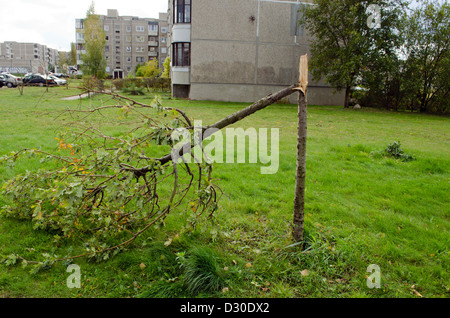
[185,0,344,106]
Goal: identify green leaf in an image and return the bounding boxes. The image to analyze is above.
[97,148,109,161]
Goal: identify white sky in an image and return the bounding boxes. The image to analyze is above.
[0,0,169,52]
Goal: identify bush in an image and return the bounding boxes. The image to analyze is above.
[372,141,416,162]
[113,77,171,93]
[121,83,146,96]
[81,75,104,92]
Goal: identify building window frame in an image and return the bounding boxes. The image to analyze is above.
[172,42,190,67]
[174,0,191,24]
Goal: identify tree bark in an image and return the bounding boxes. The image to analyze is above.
[344,85,350,108]
[292,90,308,243]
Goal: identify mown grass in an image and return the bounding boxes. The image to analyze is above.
[0,84,448,298]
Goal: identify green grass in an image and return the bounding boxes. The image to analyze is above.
[0,85,448,298]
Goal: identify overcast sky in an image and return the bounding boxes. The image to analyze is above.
[0,0,169,52]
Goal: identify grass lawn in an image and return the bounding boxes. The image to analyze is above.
[0,84,448,298]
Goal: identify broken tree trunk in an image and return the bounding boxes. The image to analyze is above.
[293,55,309,244]
[156,84,300,166]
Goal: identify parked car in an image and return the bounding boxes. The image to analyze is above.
[0,74,19,88]
[22,74,56,86]
[68,66,78,75]
[0,76,5,88]
[52,73,69,78]
[46,74,67,85]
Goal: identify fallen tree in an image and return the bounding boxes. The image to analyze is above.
[0,56,309,268]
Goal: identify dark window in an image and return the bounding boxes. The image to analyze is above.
[173,42,190,67]
[174,0,191,23]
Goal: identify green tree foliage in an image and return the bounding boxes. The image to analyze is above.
[58,52,68,74]
[300,0,406,108]
[136,59,161,78]
[400,0,450,113]
[162,57,171,79]
[81,2,107,79]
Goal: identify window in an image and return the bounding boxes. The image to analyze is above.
[104,25,110,32]
[136,26,145,32]
[173,42,190,66]
[174,0,191,23]
[127,57,131,63]
[126,36,131,42]
[105,45,109,52]
[126,26,131,32]
[161,37,166,43]
[136,36,145,42]
[76,19,84,29]
[136,57,144,63]
[161,27,167,34]
[148,23,158,33]
[126,46,131,52]
[136,47,144,53]
[161,47,167,54]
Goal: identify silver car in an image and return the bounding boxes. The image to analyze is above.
[0,73,19,88]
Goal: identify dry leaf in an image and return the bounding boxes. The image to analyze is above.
[139,263,146,269]
[246,263,252,268]
[301,269,309,277]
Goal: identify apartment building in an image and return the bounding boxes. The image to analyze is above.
[167,0,344,105]
[76,9,168,79]
[0,41,61,74]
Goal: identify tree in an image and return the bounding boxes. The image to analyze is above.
[300,0,406,108]
[69,43,77,67]
[162,57,171,79]
[400,0,450,113]
[81,2,107,79]
[1,68,308,264]
[58,52,68,74]
[358,2,407,111]
[136,59,161,78]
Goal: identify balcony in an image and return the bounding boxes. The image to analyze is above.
[172,24,191,42]
[148,41,159,47]
[148,52,158,57]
